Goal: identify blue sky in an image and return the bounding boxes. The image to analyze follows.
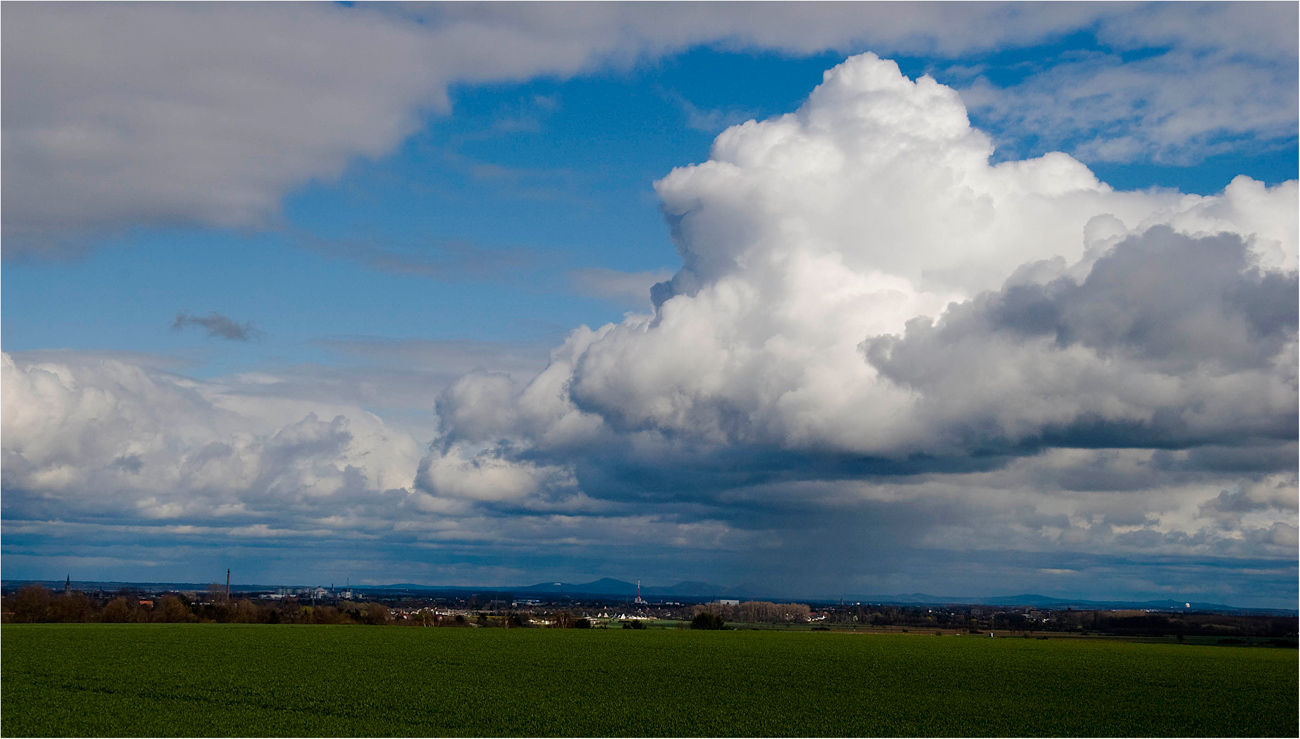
[2,2,1297,607]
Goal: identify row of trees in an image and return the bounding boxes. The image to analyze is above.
[691,612,727,630]
[692,601,812,623]
[821,605,971,628]
[1048,609,1297,638]
[2,585,393,625]
[4,586,632,629]
[817,604,1297,638]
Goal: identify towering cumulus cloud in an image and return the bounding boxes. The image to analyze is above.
[423,55,1296,590]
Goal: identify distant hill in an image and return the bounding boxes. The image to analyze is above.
[515,579,750,599]
[518,578,638,596]
[841,592,1260,613]
[983,594,1077,607]
[645,581,751,598]
[328,579,747,599]
[968,593,1238,611]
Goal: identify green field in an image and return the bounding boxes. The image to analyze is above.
[3,625,1296,737]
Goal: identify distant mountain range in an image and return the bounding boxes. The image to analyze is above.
[514,578,750,598]
[375,578,753,599]
[844,591,1254,613]
[4,578,1291,614]
[368,579,1286,613]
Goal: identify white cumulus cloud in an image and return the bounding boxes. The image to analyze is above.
[436,55,1294,454]
[1,351,422,524]
[423,53,1297,561]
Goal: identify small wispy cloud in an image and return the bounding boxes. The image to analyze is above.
[172,312,261,341]
[301,233,537,282]
[569,267,675,308]
[656,86,755,133]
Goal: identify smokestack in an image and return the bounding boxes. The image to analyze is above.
[226,568,231,601]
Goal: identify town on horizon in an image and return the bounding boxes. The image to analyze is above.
[4,575,1293,616]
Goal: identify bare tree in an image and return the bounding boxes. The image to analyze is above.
[100,596,141,623]
[10,584,52,622]
[363,603,390,625]
[232,599,259,623]
[48,593,94,622]
[207,582,228,604]
[153,595,194,623]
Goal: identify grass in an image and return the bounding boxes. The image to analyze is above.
[3,624,1296,737]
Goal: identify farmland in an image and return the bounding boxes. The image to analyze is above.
[3,624,1296,737]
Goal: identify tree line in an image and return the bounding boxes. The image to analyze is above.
[819,603,1297,638]
[2,586,632,629]
[691,601,812,623]
[2,585,395,625]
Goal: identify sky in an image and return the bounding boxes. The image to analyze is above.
[2,2,1297,607]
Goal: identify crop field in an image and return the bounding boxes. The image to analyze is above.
[3,624,1296,737]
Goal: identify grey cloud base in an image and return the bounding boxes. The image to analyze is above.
[863,226,1298,454]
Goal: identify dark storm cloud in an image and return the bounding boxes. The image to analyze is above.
[871,227,1296,373]
[863,226,1298,453]
[110,454,144,474]
[996,229,1294,369]
[563,446,1016,507]
[1152,443,1299,475]
[171,312,261,341]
